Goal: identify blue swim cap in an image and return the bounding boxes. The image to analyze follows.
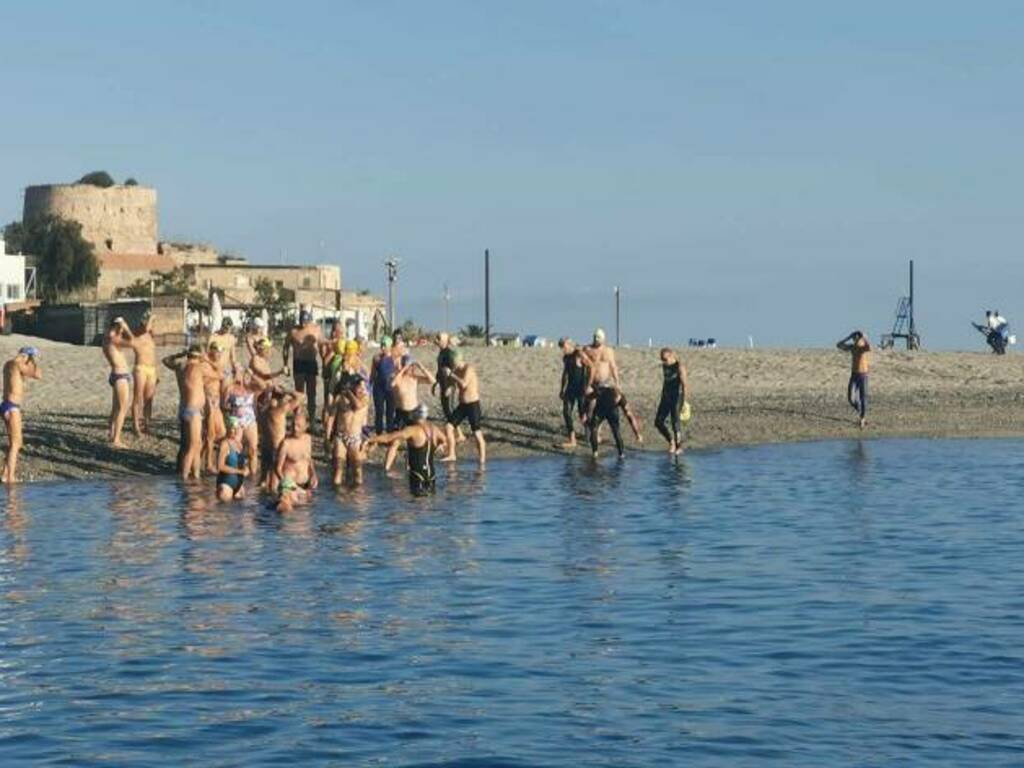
[18,346,39,359]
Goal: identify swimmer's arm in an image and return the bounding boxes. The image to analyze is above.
[162,352,186,370]
[610,353,620,387]
[560,365,568,397]
[308,457,319,490]
[26,360,41,380]
[274,441,288,481]
[366,427,412,446]
[836,332,856,351]
[118,321,135,342]
[679,363,688,399]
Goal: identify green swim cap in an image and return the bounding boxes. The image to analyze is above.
[381,335,393,349]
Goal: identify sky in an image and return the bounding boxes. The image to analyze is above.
[2,1,1022,349]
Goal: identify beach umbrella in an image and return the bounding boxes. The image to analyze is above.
[210,292,223,333]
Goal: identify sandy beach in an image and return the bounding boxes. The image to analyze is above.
[2,333,1021,482]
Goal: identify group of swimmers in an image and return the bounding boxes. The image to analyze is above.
[0,315,874,492]
[558,328,689,458]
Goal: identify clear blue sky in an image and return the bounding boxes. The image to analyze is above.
[2,1,1022,349]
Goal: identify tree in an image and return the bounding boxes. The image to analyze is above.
[116,266,206,306]
[460,323,486,338]
[244,276,292,332]
[2,220,25,254]
[77,171,115,188]
[124,177,139,186]
[7,215,98,301]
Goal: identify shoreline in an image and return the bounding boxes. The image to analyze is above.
[4,335,1023,483]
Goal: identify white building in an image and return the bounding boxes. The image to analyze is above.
[0,238,26,306]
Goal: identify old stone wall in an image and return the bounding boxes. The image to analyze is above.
[23,184,158,255]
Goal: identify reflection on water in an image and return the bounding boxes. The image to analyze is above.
[0,440,1023,767]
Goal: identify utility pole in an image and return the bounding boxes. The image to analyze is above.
[384,257,399,332]
[614,286,621,346]
[484,249,491,346]
[442,283,451,333]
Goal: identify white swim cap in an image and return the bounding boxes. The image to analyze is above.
[593,328,606,343]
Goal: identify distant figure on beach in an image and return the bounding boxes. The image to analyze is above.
[367,405,448,497]
[331,371,370,486]
[284,310,323,426]
[384,361,436,471]
[836,330,871,429]
[129,311,158,436]
[441,349,486,466]
[163,344,205,480]
[215,416,249,501]
[2,347,41,483]
[200,342,227,474]
[103,317,134,448]
[209,318,238,380]
[434,333,457,423]
[654,348,688,455]
[275,408,318,513]
[558,338,588,449]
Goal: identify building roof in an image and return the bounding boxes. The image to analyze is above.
[98,252,177,272]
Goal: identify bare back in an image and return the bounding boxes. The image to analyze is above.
[290,324,322,362]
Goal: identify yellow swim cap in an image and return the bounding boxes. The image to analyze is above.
[334,339,346,354]
[345,340,359,355]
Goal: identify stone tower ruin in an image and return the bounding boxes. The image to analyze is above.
[23,183,158,255]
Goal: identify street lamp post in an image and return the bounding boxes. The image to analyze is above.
[614,286,621,346]
[384,257,399,332]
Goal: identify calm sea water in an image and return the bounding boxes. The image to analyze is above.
[0,439,1022,766]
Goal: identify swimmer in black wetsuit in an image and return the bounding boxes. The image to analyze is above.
[366,404,448,496]
[654,347,687,455]
[589,386,625,459]
[558,338,588,449]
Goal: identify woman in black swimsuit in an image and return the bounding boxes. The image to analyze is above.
[654,348,687,455]
[366,405,447,496]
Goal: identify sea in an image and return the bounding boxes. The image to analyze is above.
[0,438,1021,766]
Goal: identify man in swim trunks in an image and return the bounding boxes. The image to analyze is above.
[1,347,42,483]
[654,347,688,454]
[275,408,318,513]
[244,316,268,365]
[283,309,323,426]
[366,404,448,497]
[129,311,158,436]
[441,349,486,466]
[163,344,206,480]
[258,387,302,493]
[837,330,871,429]
[558,338,588,448]
[209,317,238,380]
[331,372,370,487]
[384,361,435,471]
[103,316,134,448]
[201,341,227,473]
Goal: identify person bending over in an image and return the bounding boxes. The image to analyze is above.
[589,386,625,460]
[367,405,448,497]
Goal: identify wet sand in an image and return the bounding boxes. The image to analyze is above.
[3,335,1021,482]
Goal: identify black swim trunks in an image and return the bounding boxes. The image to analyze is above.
[394,408,415,429]
[293,358,318,377]
[449,401,483,432]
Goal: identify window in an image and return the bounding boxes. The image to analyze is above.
[105,238,113,250]
[302,276,311,289]
[6,285,20,300]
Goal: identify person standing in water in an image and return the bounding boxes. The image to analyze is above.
[368,336,393,435]
[434,333,457,423]
[331,372,370,487]
[366,405,448,497]
[103,316,134,448]
[589,385,625,460]
[441,349,486,466]
[1,347,41,483]
[654,348,688,454]
[283,310,323,426]
[215,416,249,501]
[837,330,871,429]
[163,344,206,480]
[275,409,318,513]
[558,338,588,449]
[129,311,158,436]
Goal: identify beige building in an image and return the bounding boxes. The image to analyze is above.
[24,183,158,255]
[189,263,342,312]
